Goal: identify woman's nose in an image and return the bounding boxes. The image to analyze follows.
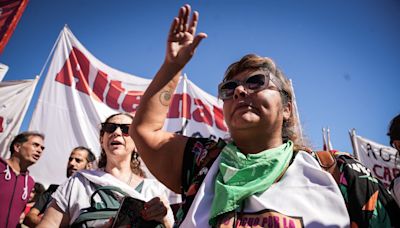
[110,126,123,137]
[233,85,248,100]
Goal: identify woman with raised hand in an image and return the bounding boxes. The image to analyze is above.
[134,4,400,228]
[130,4,353,227]
[38,113,174,228]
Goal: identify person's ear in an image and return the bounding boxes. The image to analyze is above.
[13,143,21,153]
[86,162,93,170]
[282,101,292,121]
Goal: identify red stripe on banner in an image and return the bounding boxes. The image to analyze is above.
[0,0,29,54]
[0,115,4,132]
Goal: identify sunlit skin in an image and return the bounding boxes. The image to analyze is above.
[8,135,45,173]
[24,148,90,227]
[19,136,44,164]
[37,114,172,227]
[101,115,136,171]
[66,149,91,178]
[222,69,291,154]
[100,114,170,226]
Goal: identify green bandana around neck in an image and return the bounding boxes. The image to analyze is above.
[209,140,294,226]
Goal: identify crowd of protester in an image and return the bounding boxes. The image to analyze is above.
[1,4,399,228]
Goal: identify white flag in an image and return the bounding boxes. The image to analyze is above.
[0,77,38,158]
[351,131,400,187]
[0,63,9,81]
[28,26,228,186]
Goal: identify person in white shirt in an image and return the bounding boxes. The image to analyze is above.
[38,113,174,227]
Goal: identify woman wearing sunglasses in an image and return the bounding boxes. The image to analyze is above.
[132,4,400,228]
[37,113,174,227]
[129,4,353,228]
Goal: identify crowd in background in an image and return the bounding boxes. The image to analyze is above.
[1,4,400,228]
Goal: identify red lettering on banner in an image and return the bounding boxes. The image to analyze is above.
[252,218,260,226]
[261,217,269,226]
[273,216,280,227]
[283,217,296,228]
[383,167,391,182]
[93,70,108,101]
[373,164,400,183]
[240,217,247,226]
[55,47,90,95]
[0,116,4,133]
[167,94,191,119]
[217,210,303,228]
[193,98,213,126]
[122,91,143,113]
[247,217,254,226]
[54,48,227,131]
[106,80,124,110]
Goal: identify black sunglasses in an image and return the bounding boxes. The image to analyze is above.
[218,73,276,100]
[101,123,130,135]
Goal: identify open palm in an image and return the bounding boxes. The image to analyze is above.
[166,5,207,67]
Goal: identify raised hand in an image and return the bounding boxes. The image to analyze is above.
[166,4,207,68]
[130,5,202,197]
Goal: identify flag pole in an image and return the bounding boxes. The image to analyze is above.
[327,127,333,151]
[322,127,327,151]
[181,73,189,136]
[37,25,65,78]
[349,128,359,159]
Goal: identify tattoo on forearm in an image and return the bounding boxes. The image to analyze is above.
[159,90,172,106]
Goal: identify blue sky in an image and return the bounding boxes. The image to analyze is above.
[1,0,399,152]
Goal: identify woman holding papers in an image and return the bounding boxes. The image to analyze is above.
[38,113,173,227]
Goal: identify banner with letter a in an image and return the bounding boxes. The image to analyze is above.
[28,26,228,186]
[350,129,400,187]
[0,77,38,158]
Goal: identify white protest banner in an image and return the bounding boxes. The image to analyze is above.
[350,130,400,187]
[28,26,228,186]
[0,77,38,158]
[0,63,9,81]
[164,74,228,139]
